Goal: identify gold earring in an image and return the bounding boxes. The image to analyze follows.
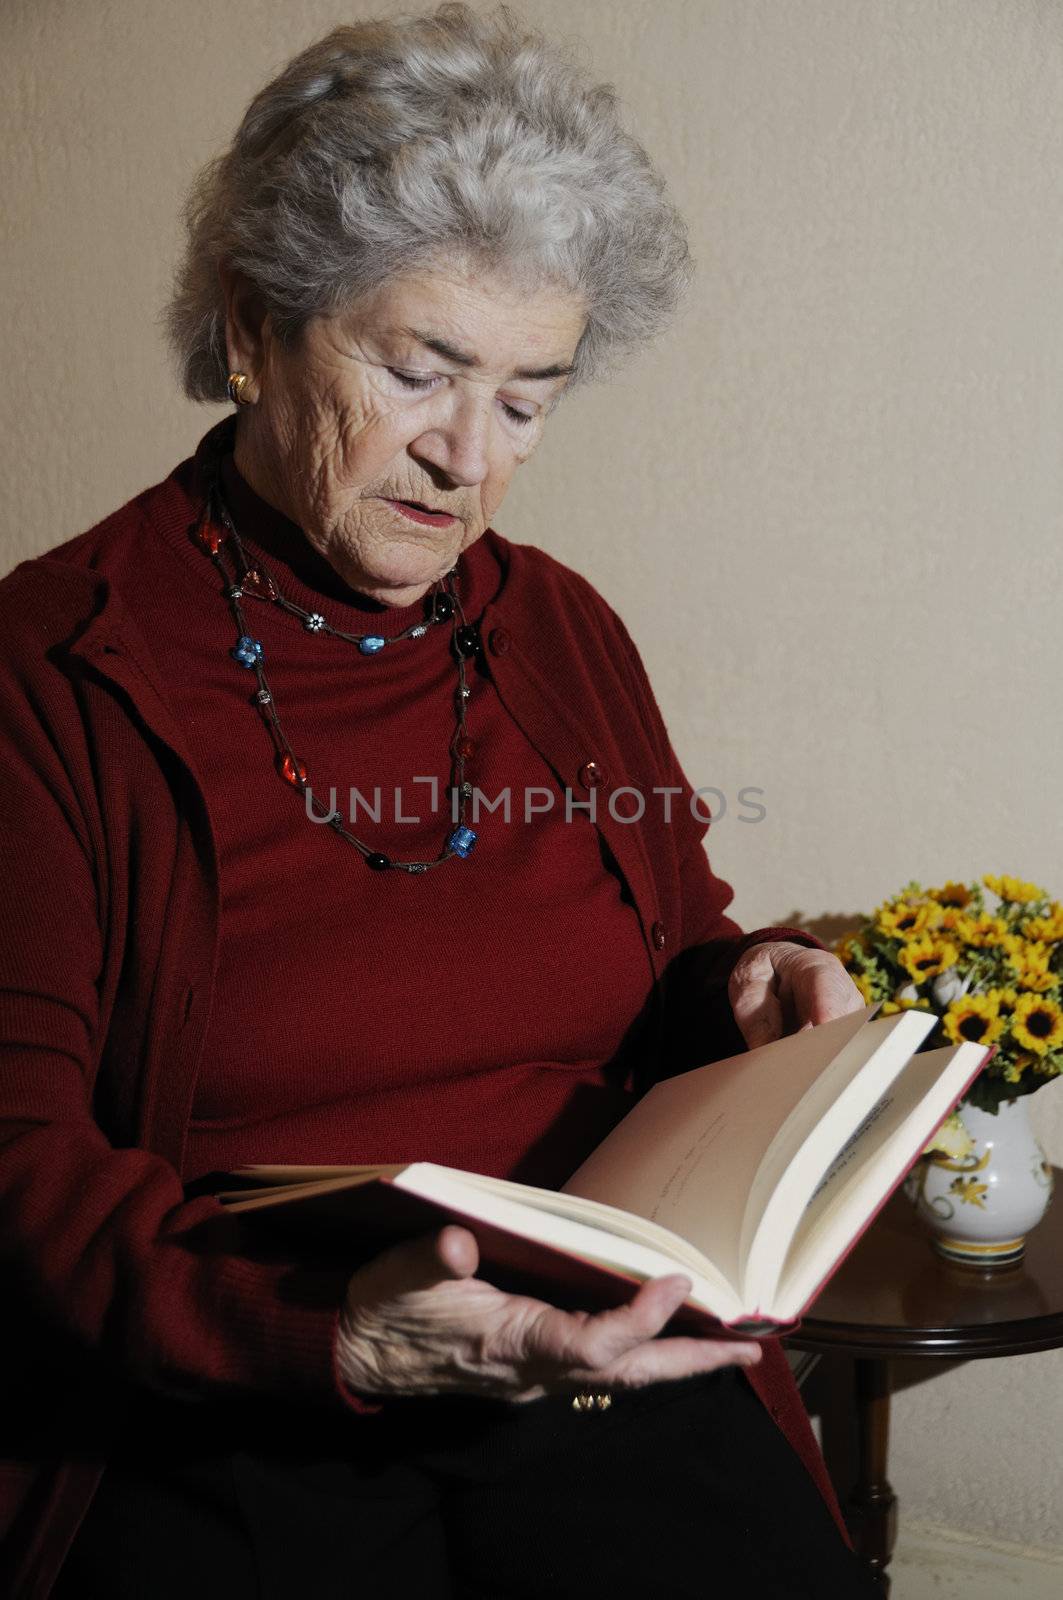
[227,372,254,406]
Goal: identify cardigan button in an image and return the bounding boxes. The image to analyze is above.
[651,921,667,951]
[488,627,511,655]
[578,761,606,789]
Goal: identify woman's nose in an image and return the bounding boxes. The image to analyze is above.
[409,395,491,487]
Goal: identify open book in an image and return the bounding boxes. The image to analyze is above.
[216,1004,991,1335]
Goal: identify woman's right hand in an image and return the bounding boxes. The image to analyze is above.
[335,1225,762,1405]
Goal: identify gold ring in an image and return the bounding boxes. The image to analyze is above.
[572,1392,612,1412]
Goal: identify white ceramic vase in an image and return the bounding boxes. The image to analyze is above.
[907,1096,1054,1266]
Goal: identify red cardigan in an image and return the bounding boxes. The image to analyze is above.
[0,420,844,1594]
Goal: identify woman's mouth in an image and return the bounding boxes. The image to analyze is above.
[383,498,458,528]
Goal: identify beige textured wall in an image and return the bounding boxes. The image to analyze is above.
[3,0,1062,1557]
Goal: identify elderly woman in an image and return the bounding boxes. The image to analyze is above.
[1,6,875,1597]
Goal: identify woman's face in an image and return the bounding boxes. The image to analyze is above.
[224,261,586,607]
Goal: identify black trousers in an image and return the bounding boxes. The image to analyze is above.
[55,1368,878,1599]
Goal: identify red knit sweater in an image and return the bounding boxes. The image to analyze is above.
[0,418,843,1593]
[147,452,654,1189]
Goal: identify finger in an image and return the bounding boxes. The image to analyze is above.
[600,1335,763,1389]
[355,1225,480,1302]
[790,956,866,1027]
[728,946,785,1049]
[432,1224,481,1280]
[573,1278,765,1380]
[838,968,867,1013]
[527,1274,696,1371]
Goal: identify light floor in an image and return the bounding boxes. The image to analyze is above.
[888,1520,1063,1599]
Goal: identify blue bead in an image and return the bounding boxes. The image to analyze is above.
[359,636,386,655]
[448,826,477,858]
[231,634,263,668]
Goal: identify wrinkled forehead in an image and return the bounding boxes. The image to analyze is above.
[331,263,587,380]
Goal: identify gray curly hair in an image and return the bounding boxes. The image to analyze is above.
[164,2,693,402]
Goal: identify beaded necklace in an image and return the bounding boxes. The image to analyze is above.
[192,458,481,874]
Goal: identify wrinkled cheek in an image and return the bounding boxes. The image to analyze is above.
[278,386,333,472]
[334,400,399,479]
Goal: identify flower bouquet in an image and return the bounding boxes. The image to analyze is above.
[835,874,1063,1113]
[835,875,1060,1263]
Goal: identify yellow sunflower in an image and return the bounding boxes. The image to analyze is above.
[942,993,1005,1047]
[876,901,941,941]
[937,907,974,940]
[959,913,1010,949]
[898,936,960,984]
[987,986,1020,1014]
[1024,905,1063,943]
[1010,994,1063,1056]
[1006,941,1056,993]
[983,874,1047,905]
[851,972,878,1005]
[929,881,972,909]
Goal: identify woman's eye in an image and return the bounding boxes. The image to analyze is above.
[388,368,437,392]
[387,367,536,427]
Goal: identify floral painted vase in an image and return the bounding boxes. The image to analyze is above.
[906,1096,1054,1266]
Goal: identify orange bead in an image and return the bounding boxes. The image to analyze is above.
[277,754,307,786]
[193,522,224,557]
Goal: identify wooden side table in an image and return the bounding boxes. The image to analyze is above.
[786,1168,1063,1594]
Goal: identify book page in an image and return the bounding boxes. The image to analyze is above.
[448,1168,735,1286]
[772,1040,988,1319]
[220,1162,746,1320]
[560,1006,884,1293]
[217,1167,403,1210]
[396,1166,745,1323]
[739,1008,938,1302]
[225,1164,399,1185]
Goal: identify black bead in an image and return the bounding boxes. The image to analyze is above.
[366,852,391,871]
[432,593,454,623]
[455,624,480,658]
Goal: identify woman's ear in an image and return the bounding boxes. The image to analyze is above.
[217,261,270,388]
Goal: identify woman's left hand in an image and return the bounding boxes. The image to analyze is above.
[728,941,864,1050]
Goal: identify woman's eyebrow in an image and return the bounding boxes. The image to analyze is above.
[399,326,575,381]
